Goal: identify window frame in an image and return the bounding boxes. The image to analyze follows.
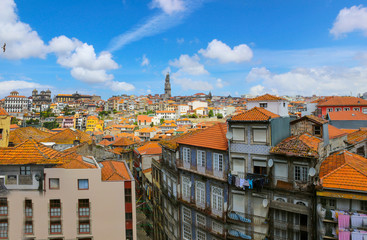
[195,181,205,207]
[78,199,90,218]
[50,220,62,234]
[213,153,223,172]
[294,166,308,182]
[49,178,60,190]
[0,198,8,216]
[211,186,223,214]
[197,150,206,168]
[78,179,89,190]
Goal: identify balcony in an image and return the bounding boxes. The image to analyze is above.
[177,158,227,182]
[19,175,33,185]
[229,172,268,191]
[228,229,252,240]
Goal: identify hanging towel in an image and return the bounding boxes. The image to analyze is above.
[235,176,240,187]
[339,214,351,229]
[351,232,363,240]
[339,230,351,240]
[351,215,364,228]
[239,178,245,188]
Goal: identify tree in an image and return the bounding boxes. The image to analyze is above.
[216,113,223,119]
[208,110,214,118]
[150,122,154,127]
[160,118,165,125]
[11,117,18,124]
[43,121,59,130]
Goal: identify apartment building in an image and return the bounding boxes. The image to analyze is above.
[0,139,136,240]
[4,91,30,113]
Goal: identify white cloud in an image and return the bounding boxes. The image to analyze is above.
[246,67,271,82]
[0,0,47,59]
[107,81,135,92]
[70,68,114,83]
[246,66,367,96]
[216,78,224,88]
[150,0,185,15]
[141,54,150,66]
[172,77,213,91]
[199,39,253,63]
[169,54,208,75]
[0,80,50,97]
[330,5,367,37]
[249,85,265,96]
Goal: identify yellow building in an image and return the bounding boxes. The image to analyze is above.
[0,107,11,147]
[86,116,104,132]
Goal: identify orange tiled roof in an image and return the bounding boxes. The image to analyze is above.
[112,137,137,147]
[177,123,227,151]
[9,127,53,146]
[159,129,201,150]
[41,128,93,145]
[230,107,280,122]
[0,139,64,165]
[328,125,347,139]
[55,155,97,169]
[270,133,322,158]
[341,129,358,134]
[87,116,99,120]
[101,160,131,181]
[9,124,20,129]
[0,108,8,116]
[137,115,153,122]
[318,96,367,107]
[319,150,367,192]
[136,141,162,155]
[291,115,328,125]
[328,111,367,121]
[98,139,113,147]
[247,94,286,102]
[346,128,367,145]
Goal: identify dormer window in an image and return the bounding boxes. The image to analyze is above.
[260,103,267,108]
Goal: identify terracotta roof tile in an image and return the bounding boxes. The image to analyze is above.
[101,160,131,181]
[135,142,162,155]
[112,137,138,147]
[247,94,287,102]
[9,127,53,146]
[328,111,367,121]
[98,139,113,147]
[270,133,322,158]
[0,108,8,116]
[230,107,280,122]
[41,128,93,144]
[319,150,367,192]
[318,96,367,107]
[55,155,97,169]
[291,115,328,125]
[177,123,227,151]
[346,129,367,145]
[328,125,347,139]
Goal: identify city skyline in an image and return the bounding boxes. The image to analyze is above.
[1,0,367,99]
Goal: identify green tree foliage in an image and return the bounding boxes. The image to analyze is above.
[160,118,165,125]
[216,113,223,119]
[43,121,59,130]
[208,110,214,118]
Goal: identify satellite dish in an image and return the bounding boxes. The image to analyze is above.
[268,159,273,167]
[309,167,316,177]
[226,132,233,140]
[35,173,41,181]
[262,199,269,208]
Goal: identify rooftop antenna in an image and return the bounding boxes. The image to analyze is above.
[2,43,5,52]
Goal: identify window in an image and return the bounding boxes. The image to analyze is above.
[294,166,308,182]
[274,209,287,222]
[320,198,336,210]
[344,107,350,111]
[78,179,89,190]
[354,107,360,111]
[361,201,367,211]
[25,199,33,218]
[20,166,31,175]
[363,108,367,114]
[197,150,206,168]
[25,221,33,234]
[335,107,342,112]
[78,199,90,217]
[79,220,90,234]
[275,228,287,238]
[0,220,8,238]
[49,178,60,189]
[182,176,191,199]
[182,206,192,239]
[183,223,192,240]
[183,147,191,163]
[213,153,223,172]
[327,108,333,112]
[197,229,206,240]
[233,128,245,141]
[49,221,62,235]
[253,128,267,143]
[183,206,191,224]
[253,159,267,175]
[211,186,223,213]
[313,125,321,136]
[50,199,61,217]
[126,212,132,220]
[195,181,205,207]
[260,103,268,108]
[0,198,7,216]
[125,188,132,203]
[196,213,206,228]
[212,221,223,234]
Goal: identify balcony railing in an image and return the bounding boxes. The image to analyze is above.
[229,173,268,191]
[19,175,33,185]
[228,229,252,239]
[228,211,251,224]
[177,159,227,181]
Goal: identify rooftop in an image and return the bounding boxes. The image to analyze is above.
[318,96,367,107]
[291,115,328,125]
[135,141,162,155]
[327,111,367,121]
[247,94,287,102]
[230,107,280,122]
[101,160,131,181]
[41,128,93,145]
[345,128,367,145]
[9,127,53,146]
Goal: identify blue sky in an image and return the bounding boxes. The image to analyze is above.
[1,0,367,99]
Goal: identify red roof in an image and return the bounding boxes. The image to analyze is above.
[318,96,367,107]
[135,141,162,155]
[101,160,131,181]
[346,128,367,145]
[177,123,227,151]
[230,107,279,122]
[328,111,367,121]
[247,94,286,102]
[0,108,8,116]
[319,150,367,192]
[328,125,347,139]
[137,115,153,122]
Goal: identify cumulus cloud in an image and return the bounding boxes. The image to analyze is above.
[0,0,47,59]
[249,85,265,96]
[199,39,253,63]
[141,54,150,66]
[150,0,185,15]
[246,67,271,82]
[169,54,208,75]
[107,81,135,92]
[172,77,213,91]
[246,66,367,96]
[0,80,50,97]
[216,78,224,88]
[330,5,367,37]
